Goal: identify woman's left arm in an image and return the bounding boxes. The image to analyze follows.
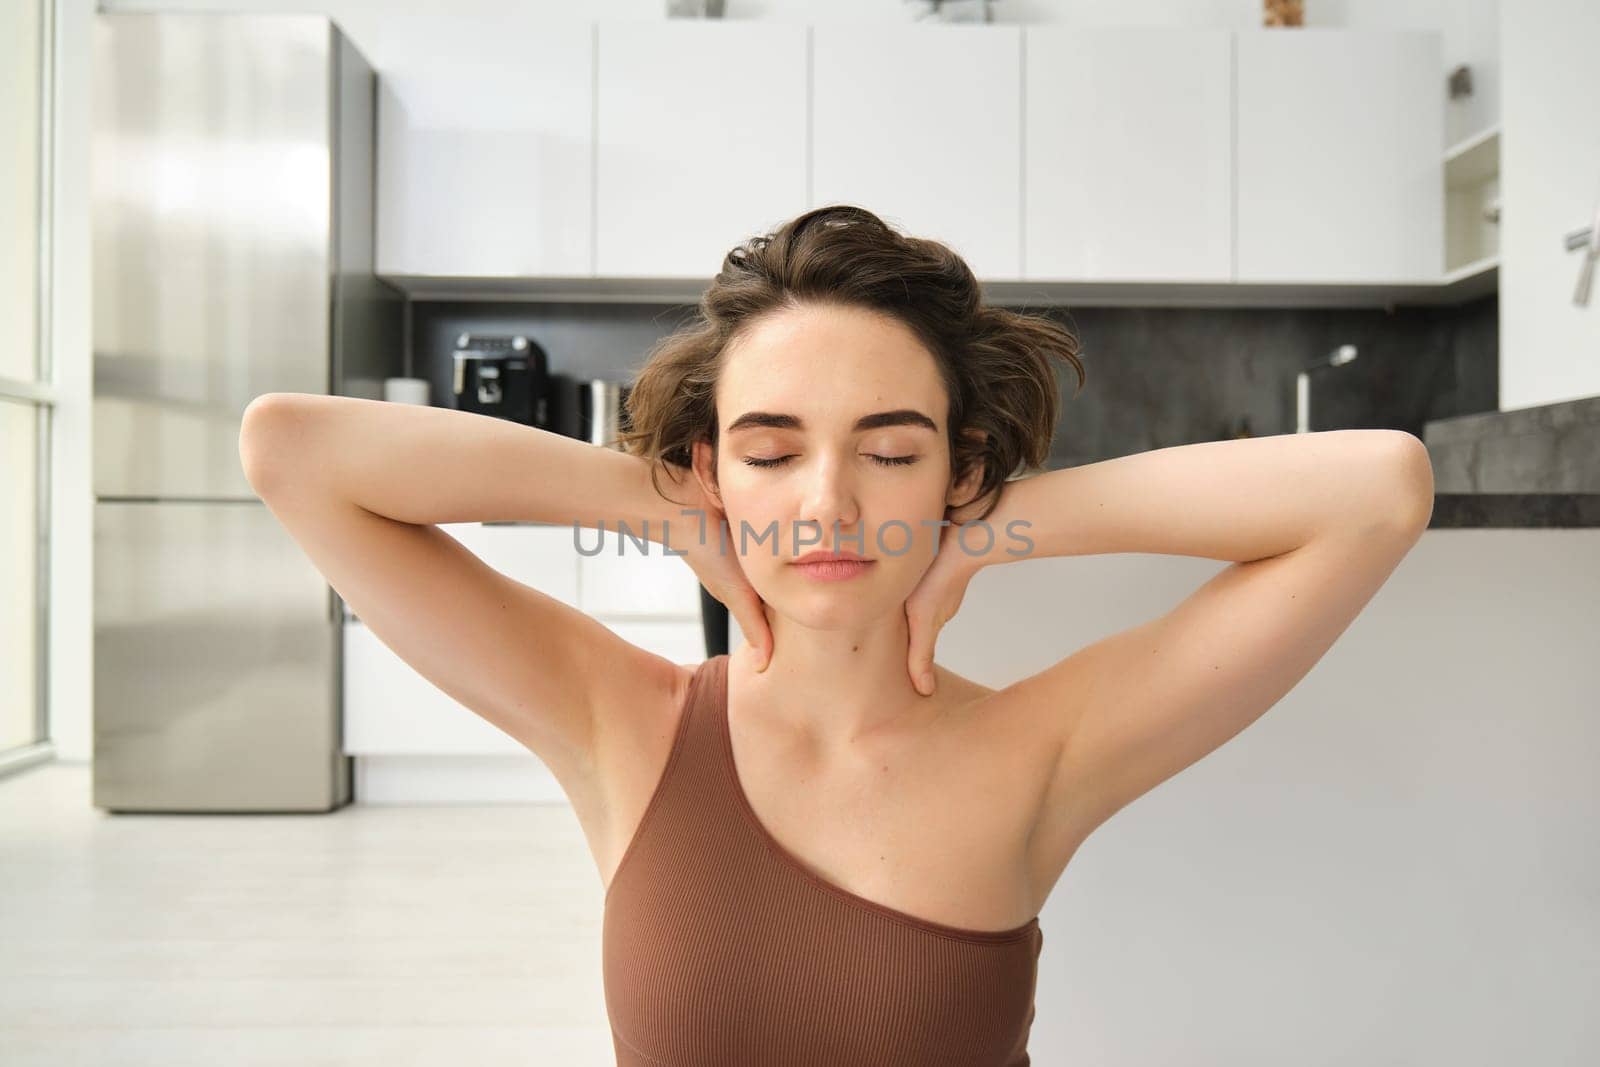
[906,429,1434,851]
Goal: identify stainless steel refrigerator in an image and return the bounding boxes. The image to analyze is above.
[92,13,402,812]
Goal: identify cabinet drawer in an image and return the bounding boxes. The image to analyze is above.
[343,616,709,756]
[442,522,581,603]
[603,619,708,664]
[344,522,582,621]
[343,619,526,756]
[578,528,702,617]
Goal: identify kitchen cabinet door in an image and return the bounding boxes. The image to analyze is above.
[343,618,527,756]
[576,516,703,620]
[595,21,807,278]
[1024,28,1232,283]
[374,16,593,278]
[441,523,582,608]
[1235,29,1442,284]
[603,621,708,666]
[811,24,1022,281]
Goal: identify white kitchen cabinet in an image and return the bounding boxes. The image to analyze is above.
[1234,29,1442,284]
[603,620,708,666]
[342,615,706,756]
[343,523,707,760]
[1024,28,1232,283]
[343,617,528,755]
[578,538,702,618]
[594,20,808,278]
[440,522,581,606]
[374,17,593,278]
[811,24,1023,281]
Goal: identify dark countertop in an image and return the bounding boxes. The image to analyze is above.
[1422,396,1599,525]
[1428,494,1600,528]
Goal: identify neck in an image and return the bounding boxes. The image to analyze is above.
[731,601,939,749]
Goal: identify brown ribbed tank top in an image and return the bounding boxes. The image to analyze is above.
[602,653,1044,1066]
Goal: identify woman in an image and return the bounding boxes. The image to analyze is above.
[239,205,1434,1066]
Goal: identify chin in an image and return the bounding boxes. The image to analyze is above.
[765,568,903,627]
[777,602,879,632]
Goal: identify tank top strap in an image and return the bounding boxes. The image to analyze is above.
[603,654,732,907]
[676,652,731,770]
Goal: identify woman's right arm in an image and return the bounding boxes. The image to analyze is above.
[236,391,703,802]
[240,391,685,530]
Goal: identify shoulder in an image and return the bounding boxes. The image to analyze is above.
[932,664,1039,753]
[931,663,998,707]
[589,652,701,777]
[652,660,702,729]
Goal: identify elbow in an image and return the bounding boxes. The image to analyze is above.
[1373,431,1436,533]
[239,393,308,495]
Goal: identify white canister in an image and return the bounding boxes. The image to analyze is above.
[383,377,431,406]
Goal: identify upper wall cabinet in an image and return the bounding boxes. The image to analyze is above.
[811,24,1023,281]
[374,18,594,278]
[1235,29,1442,284]
[594,21,807,278]
[1024,28,1232,283]
[372,22,1451,299]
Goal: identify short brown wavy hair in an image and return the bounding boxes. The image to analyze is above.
[615,204,1085,522]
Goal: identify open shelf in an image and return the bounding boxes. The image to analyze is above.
[1444,124,1500,281]
[1445,124,1500,189]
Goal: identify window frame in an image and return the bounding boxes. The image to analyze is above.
[0,0,57,777]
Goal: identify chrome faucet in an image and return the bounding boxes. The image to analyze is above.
[1296,344,1359,434]
[1567,226,1598,307]
[1567,181,1600,307]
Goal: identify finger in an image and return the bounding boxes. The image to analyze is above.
[746,593,772,671]
[734,607,764,670]
[738,593,771,671]
[905,605,936,696]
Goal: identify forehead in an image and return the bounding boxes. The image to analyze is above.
[717,304,945,426]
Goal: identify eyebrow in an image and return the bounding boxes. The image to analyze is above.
[725,409,939,435]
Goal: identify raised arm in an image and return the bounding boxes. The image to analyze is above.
[239,392,680,530]
[960,429,1435,884]
[236,392,699,799]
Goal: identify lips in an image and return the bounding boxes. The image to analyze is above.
[791,550,872,565]
[790,553,876,581]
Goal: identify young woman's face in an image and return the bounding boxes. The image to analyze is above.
[695,302,979,629]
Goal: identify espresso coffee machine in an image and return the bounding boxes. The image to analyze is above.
[448,330,634,452]
[451,332,550,426]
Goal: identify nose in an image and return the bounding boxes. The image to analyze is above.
[796,450,862,550]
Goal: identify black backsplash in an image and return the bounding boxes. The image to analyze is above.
[412,294,1498,469]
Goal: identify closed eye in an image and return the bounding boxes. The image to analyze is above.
[742,454,918,469]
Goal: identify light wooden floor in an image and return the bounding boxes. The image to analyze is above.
[0,761,617,1066]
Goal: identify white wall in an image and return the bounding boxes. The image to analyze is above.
[1499,0,1600,409]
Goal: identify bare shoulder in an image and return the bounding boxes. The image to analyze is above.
[933,663,1036,743]
[590,655,699,794]
[932,664,1067,821]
